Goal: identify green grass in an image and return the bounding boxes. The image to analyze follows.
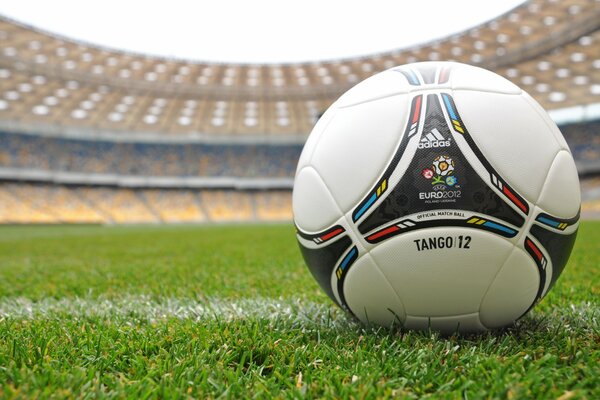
[0,223,598,399]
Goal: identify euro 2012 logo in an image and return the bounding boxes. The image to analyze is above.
[422,155,457,187]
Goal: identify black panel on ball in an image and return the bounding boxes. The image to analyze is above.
[530,224,579,291]
[359,94,524,235]
[297,235,352,307]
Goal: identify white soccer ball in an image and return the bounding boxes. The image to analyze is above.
[293,61,580,333]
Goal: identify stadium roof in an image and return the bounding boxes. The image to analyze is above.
[0,0,525,64]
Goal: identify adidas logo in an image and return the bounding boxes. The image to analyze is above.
[418,128,451,149]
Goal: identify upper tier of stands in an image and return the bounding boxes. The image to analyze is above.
[0,0,599,137]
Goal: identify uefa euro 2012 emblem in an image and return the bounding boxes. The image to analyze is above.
[422,155,457,187]
[433,155,454,176]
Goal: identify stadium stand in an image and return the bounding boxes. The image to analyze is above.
[200,190,255,222]
[1,125,598,180]
[141,189,207,223]
[0,183,58,223]
[78,187,159,224]
[581,175,600,218]
[8,183,105,223]
[1,0,599,137]
[0,131,300,177]
[561,121,600,173]
[254,191,296,221]
[0,0,599,223]
[0,182,293,224]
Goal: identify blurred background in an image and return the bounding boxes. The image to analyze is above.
[0,0,598,225]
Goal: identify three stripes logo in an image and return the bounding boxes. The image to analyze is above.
[418,128,451,149]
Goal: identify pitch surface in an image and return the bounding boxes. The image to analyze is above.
[0,223,598,398]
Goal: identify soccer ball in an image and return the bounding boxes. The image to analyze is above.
[293,61,580,333]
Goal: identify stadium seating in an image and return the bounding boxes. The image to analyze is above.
[200,190,255,222]
[0,182,292,224]
[561,121,600,165]
[9,183,105,223]
[78,187,159,223]
[581,175,600,218]
[1,0,599,137]
[2,124,599,180]
[0,0,599,224]
[0,183,57,223]
[497,29,600,109]
[254,191,296,221]
[141,189,207,223]
[0,131,300,177]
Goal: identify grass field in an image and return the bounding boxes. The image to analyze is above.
[0,223,598,399]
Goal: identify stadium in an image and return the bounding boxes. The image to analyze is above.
[0,0,598,397]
